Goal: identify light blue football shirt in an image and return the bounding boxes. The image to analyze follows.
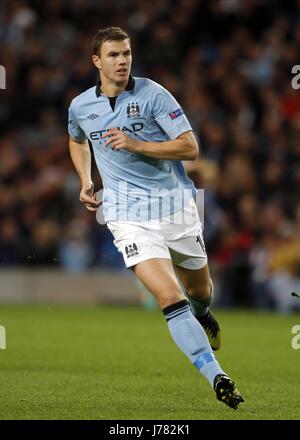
[68,76,196,222]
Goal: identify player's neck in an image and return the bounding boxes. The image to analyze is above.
[99,76,128,97]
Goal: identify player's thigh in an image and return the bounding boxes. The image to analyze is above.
[175,263,212,299]
[132,258,185,309]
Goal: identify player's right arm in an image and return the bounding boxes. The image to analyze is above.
[68,137,100,212]
[68,100,100,212]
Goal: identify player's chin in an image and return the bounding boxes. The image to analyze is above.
[115,73,129,83]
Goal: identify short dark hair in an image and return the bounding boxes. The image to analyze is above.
[92,27,130,56]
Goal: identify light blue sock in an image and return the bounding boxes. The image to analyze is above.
[163,299,226,387]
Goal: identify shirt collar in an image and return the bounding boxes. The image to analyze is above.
[95,75,135,97]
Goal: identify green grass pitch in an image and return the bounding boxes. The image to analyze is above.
[0,304,299,420]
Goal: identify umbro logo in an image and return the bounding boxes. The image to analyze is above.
[87,113,99,120]
[125,243,139,258]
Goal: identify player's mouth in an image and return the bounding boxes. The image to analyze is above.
[116,69,127,76]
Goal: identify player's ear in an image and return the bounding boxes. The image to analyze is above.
[92,54,102,70]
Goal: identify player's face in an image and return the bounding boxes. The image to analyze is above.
[97,39,132,85]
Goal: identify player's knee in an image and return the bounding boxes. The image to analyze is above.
[188,280,212,301]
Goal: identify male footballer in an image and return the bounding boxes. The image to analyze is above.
[68,27,244,409]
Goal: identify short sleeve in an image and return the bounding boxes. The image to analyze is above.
[152,86,192,139]
[68,100,87,142]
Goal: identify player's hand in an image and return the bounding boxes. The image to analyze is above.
[102,128,140,153]
[79,182,101,212]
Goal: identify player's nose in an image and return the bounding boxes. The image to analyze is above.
[118,55,127,64]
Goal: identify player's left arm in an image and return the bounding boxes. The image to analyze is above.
[102,128,199,160]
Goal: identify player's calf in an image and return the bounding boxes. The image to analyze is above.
[185,280,221,351]
[197,310,221,351]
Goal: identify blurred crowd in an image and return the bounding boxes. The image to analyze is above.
[0,0,300,311]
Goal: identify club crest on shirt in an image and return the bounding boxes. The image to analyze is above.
[125,243,139,258]
[127,102,140,118]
